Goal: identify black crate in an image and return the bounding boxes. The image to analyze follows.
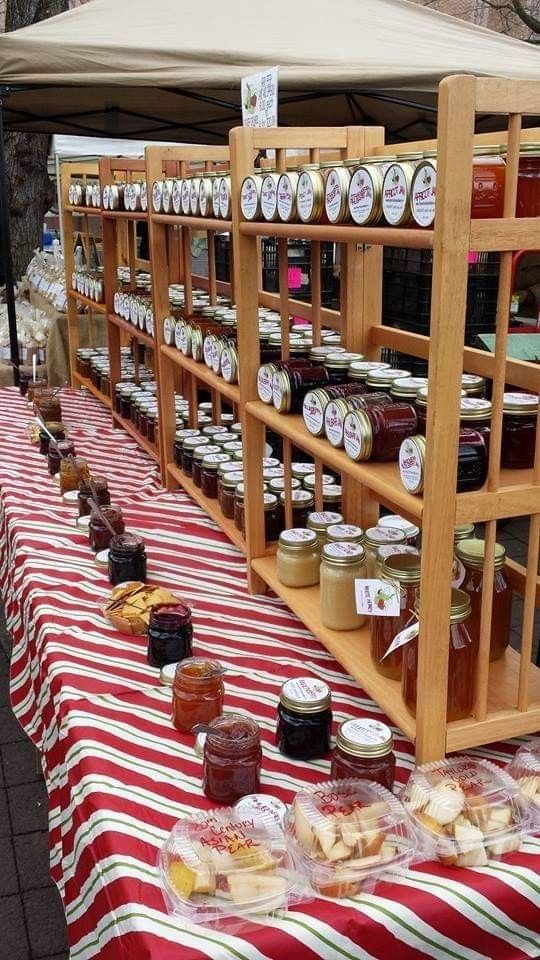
[214,234,231,282]
[262,238,338,308]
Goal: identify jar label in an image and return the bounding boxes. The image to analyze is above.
[303,391,325,435]
[349,167,376,224]
[181,179,191,215]
[329,524,362,539]
[220,347,233,382]
[204,453,230,464]
[280,528,316,544]
[292,462,316,477]
[382,164,409,224]
[282,676,329,704]
[146,310,154,337]
[340,717,391,746]
[277,176,294,222]
[241,177,259,220]
[211,340,222,372]
[350,360,388,375]
[264,493,278,506]
[140,183,147,211]
[259,176,277,220]
[461,374,483,388]
[366,526,405,545]
[378,515,419,539]
[297,172,315,222]
[271,372,284,409]
[325,401,346,447]
[461,397,491,412]
[199,182,209,217]
[452,557,466,588]
[189,179,199,215]
[172,180,183,214]
[210,178,221,218]
[178,325,190,355]
[355,579,400,617]
[291,490,312,503]
[325,169,344,223]
[263,466,284,478]
[411,163,437,227]
[383,619,419,659]
[343,412,363,460]
[399,438,423,493]
[219,178,231,218]
[324,541,363,559]
[174,322,185,350]
[203,336,214,367]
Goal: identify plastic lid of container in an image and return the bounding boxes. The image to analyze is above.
[507,740,540,828]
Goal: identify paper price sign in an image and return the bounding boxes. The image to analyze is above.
[355,579,400,617]
[241,67,278,128]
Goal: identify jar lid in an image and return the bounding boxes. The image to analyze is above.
[263,493,279,510]
[76,514,91,530]
[364,525,407,547]
[376,544,419,566]
[291,462,316,478]
[322,484,342,503]
[202,453,231,470]
[218,460,243,477]
[194,443,221,462]
[202,424,228,436]
[348,360,390,380]
[62,490,79,505]
[336,718,393,759]
[307,510,343,531]
[303,473,335,490]
[461,374,486,393]
[280,676,331,714]
[365,367,412,388]
[326,523,364,543]
[263,466,285,480]
[278,528,318,551]
[378,514,419,540]
[455,537,506,570]
[160,662,181,686]
[416,385,466,407]
[323,351,364,370]
[269,476,301,494]
[473,144,500,155]
[94,548,109,568]
[503,392,539,415]
[280,489,314,506]
[390,376,428,398]
[322,541,366,565]
[381,552,421,583]
[454,523,475,541]
[460,397,492,420]
[183,435,210,452]
[174,428,200,444]
[415,587,471,623]
[221,470,244,488]
[309,345,345,360]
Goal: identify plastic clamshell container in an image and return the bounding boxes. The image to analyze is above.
[401,756,528,867]
[159,806,305,924]
[507,740,540,829]
[285,777,417,899]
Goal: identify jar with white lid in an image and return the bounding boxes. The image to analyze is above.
[277,172,299,223]
[324,164,351,223]
[381,154,422,226]
[363,525,407,578]
[151,179,163,213]
[365,367,412,392]
[390,376,429,403]
[320,542,367,631]
[378,514,419,546]
[306,510,344,549]
[218,175,232,219]
[296,165,325,224]
[348,360,390,384]
[291,461,316,481]
[461,374,486,397]
[501,392,538,469]
[189,177,201,216]
[277,528,320,587]
[326,523,364,545]
[169,179,183,215]
[240,175,262,221]
[348,157,397,225]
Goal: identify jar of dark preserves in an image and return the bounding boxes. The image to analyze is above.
[172,657,224,733]
[460,397,492,453]
[88,505,125,553]
[416,385,466,436]
[39,422,65,456]
[501,393,538,470]
[263,492,281,541]
[399,430,487,495]
[182,435,209,477]
[108,533,147,585]
[78,476,110,517]
[257,357,312,404]
[303,383,366,437]
[344,402,417,461]
[280,489,314,528]
[48,440,75,477]
[322,351,364,384]
[331,718,395,791]
[325,391,392,448]
[218,470,243,519]
[34,389,62,424]
[201,453,231,499]
[174,429,201,467]
[455,538,511,661]
[147,603,193,668]
[276,677,332,760]
[273,365,331,413]
[192,444,221,488]
[203,714,262,804]
[234,484,246,534]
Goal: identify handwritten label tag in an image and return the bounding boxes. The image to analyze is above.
[355,579,400,617]
[241,67,278,127]
[382,620,419,659]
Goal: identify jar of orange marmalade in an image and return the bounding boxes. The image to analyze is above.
[172,657,225,733]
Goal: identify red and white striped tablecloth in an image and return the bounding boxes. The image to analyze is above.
[0,387,538,960]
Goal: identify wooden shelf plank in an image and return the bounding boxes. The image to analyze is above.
[65,205,102,215]
[152,213,232,231]
[167,462,246,554]
[72,371,112,409]
[160,346,240,404]
[470,217,540,251]
[112,411,159,462]
[109,313,155,348]
[101,209,148,221]
[240,221,434,249]
[251,554,417,740]
[67,290,107,314]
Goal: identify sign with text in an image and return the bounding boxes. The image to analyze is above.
[241,67,279,128]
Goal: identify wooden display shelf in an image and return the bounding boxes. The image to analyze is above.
[109,313,155,348]
[72,371,112,409]
[112,411,159,462]
[64,205,102,215]
[161,345,240,404]
[67,290,107,314]
[101,209,148,221]
[152,213,232,231]
[167,463,246,554]
[239,220,434,249]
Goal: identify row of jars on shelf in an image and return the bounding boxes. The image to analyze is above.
[75,346,152,399]
[71,270,104,303]
[152,173,232,219]
[113,289,155,336]
[240,143,539,227]
[102,181,148,212]
[68,181,101,208]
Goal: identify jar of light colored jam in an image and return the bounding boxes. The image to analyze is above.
[455,538,511,662]
[172,657,224,733]
[277,528,320,587]
[331,718,395,790]
[276,676,332,760]
[320,542,367,631]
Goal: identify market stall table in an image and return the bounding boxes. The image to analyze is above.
[0,387,538,960]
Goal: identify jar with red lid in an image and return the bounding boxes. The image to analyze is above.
[331,718,395,791]
[501,393,538,469]
[257,358,312,404]
[192,444,221,488]
[273,365,331,413]
[88,505,125,552]
[399,430,488,495]
[147,603,193,668]
[370,554,421,680]
[172,657,225,733]
[455,538,511,662]
[201,453,231,499]
[343,402,417,462]
[48,440,75,477]
[203,714,262,803]
[325,391,392,448]
[516,143,540,217]
[78,476,110,517]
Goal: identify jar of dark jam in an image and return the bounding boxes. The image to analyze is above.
[280,489,314,528]
[273,365,331,413]
[39,422,65,456]
[146,411,157,444]
[365,368,411,393]
[460,397,492,453]
[303,383,366,437]
[88,505,125,553]
[461,374,486,398]
[174,429,201,467]
[322,351,364,384]
[108,533,147,585]
[276,676,332,761]
[147,603,193,668]
[47,440,75,477]
[370,553,421,680]
[203,714,262,804]
[416,385,466,436]
[322,484,342,513]
[172,657,225,733]
[182,435,209,477]
[27,378,48,403]
[501,393,538,470]
[234,484,246,533]
[331,718,396,791]
[325,391,392,448]
[217,470,243,519]
[455,538,511,662]
[192,444,221,488]
[78,476,110,517]
[399,430,487,495]
[344,402,417,462]
[201,453,231,499]
[264,492,281,541]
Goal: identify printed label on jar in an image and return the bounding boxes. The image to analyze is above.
[349,167,376,224]
[291,489,312,503]
[383,619,419,659]
[297,172,315,222]
[277,175,295,221]
[461,397,491,412]
[309,511,342,525]
[152,180,163,212]
[461,374,483,389]
[282,676,329,704]
[181,179,191,215]
[411,163,436,227]
[355,579,400,617]
[350,360,388,375]
[199,182,209,217]
[146,310,154,337]
[328,524,362,539]
[292,462,316,477]
[382,164,409,225]
[138,302,146,327]
[162,180,173,213]
[140,182,147,211]
[240,177,259,220]
[211,339,222,372]
[343,412,363,460]
[203,336,215,367]
[340,717,391,746]
[399,438,424,493]
[325,401,347,447]
[163,316,174,345]
[303,391,326,435]
[325,170,344,223]
[204,453,230,465]
[171,180,183,214]
[366,526,405,545]
[189,179,200,215]
[174,321,185,350]
[220,347,233,382]
[211,178,221,218]
[219,178,231,219]
[271,372,284,409]
[178,325,190,355]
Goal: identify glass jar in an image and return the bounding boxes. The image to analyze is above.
[39,422,65,456]
[273,365,330,413]
[331,718,395,791]
[344,402,418,462]
[348,158,396,226]
[108,533,147,586]
[516,143,540,217]
[323,352,364,384]
[234,484,246,534]
[326,391,392,448]
[296,165,325,224]
[277,171,299,222]
[374,544,419,578]
[320,542,367,631]
[27,378,48,403]
[34,389,62,424]
[302,472,335,494]
[269,476,301,498]
[460,397,492,453]
[174,429,201,467]
[324,165,351,224]
[291,461,316,482]
[461,374,486,398]
[276,677,332,760]
[218,471,243,520]
[416,385,466,436]
[277,528,320,587]
[403,589,477,722]
[88,505,125,553]
[261,172,280,222]
[364,526,407,578]
[471,146,505,219]
[192,444,221,488]
[48,440,75,477]
[327,523,364,545]
[60,456,89,495]
[303,383,366,437]
[201,453,231,499]
[240,174,263,220]
[377,514,419,546]
[280,489,314,529]
[203,714,262,804]
[322,484,342,513]
[399,430,488,495]
[382,158,419,226]
[147,603,193,668]
[455,538,511,662]
[501,393,538,469]
[182,435,209,477]
[365,368,412,393]
[306,510,343,549]
[264,492,281,541]
[172,657,225,734]
[257,358,312,404]
[348,360,390,386]
[370,553,421,680]
[77,476,110,517]
[390,376,429,404]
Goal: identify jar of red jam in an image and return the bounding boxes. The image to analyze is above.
[344,402,417,462]
[182,435,209,477]
[501,393,538,469]
[416,385,466,435]
[471,146,505,219]
[276,677,332,761]
[218,470,243,519]
[460,397,492,453]
[192,444,221,488]
[323,352,364,384]
[331,718,395,791]
[48,440,75,477]
[148,603,193,668]
[39,422,65,456]
[399,430,487,495]
[325,391,391,448]
[108,533,147,585]
[273,365,331,413]
[303,383,366,437]
[203,714,262,804]
[263,492,281,541]
[78,476,110,517]
[257,358,312,404]
[201,453,231,499]
[516,143,540,217]
[455,538,511,662]
[88,505,125,553]
[173,657,225,733]
[280,489,314,528]
[370,553,421,680]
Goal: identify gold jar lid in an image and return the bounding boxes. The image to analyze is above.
[503,392,539,415]
[517,142,540,156]
[291,462,316,479]
[336,718,393,759]
[269,476,301,495]
[397,151,423,161]
[263,492,279,511]
[278,528,318,551]
[381,553,421,583]
[343,157,362,168]
[454,523,475,542]
[416,385,466,408]
[455,537,506,570]
[324,351,364,370]
[422,149,437,158]
[327,523,364,544]
[415,587,471,623]
[322,541,366,565]
[461,374,486,395]
[460,397,492,421]
[280,676,331,715]
[364,525,407,548]
[307,510,343,532]
[473,144,500,156]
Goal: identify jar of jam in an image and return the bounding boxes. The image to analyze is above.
[324,165,351,224]
[323,352,364,384]
[455,538,511,662]
[264,492,281,541]
[193,444,221,488]
[182,435,209,477]
[291,461,316,482]
[365,368,412,393]
[277,528,320,588]
[148,603,193,668]
[327,523,364,545]
[415,385,466,436]
[203,714,262,804]
[78,476,110,517]
[276,677,332,760]
[280,489,314,529]
[461,374,486,398]
[378,514,419,546]
[322,484,342,513]
[240,174,263,220]
[273,365,331,413]
[306,510,343,549]
[320,542,367,631]
[471,146,505,218]
[348,360,390,385]
[326,392,392,448]
[344,402,417,462]
[399,430,487,495]
[348,158,396,226]
[364,525,407,578]
[296,165,325,223]
[39,422,65,456]
[174,429,201,467]
[201,453,231,499]
[460,398,492,452]
[303,472,335,495]
[234,483,246,534]
[516,143,540,217]
[374,544,419,578]
[88,505,125,553]
[277,171,299,222]
[403,589,477,722]
[390,377,429,404]
[34,389,62,424]
[371,553,421,680]
[27,378,48,403]
[261,172,280,222]
[257,358,312,404]
[501,393,538,469]
[172,657,225,733]
[48,440,75,477]
[108,533,147,586]
[60,456,89,495]
[218,471,243,519]
[331,718,395,791]
[303,383,366,437]
[382,158,419,226]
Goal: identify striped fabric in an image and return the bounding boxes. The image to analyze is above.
[0,386,538,960]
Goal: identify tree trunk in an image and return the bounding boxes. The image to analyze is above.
[4,0,69,279]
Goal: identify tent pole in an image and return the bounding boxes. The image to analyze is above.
[0,86,20,386]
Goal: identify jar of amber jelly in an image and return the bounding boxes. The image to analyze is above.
[172,657,225,733]
[472,145,505,218]
[399,431,488,495]
[108,533,147,586]
[203,714,262,804]
[320,542,367,631]
[277,528,320,588]
[148,603,193,668]
[48,440,75,477]
[374,544,419,578]
[455,538,511,662]
[501,393,538,470]
[516,143,540,217]
[60,456,89,495]
[331,718,395,791]
[276,676,332,760]
[370,553,421,680]
[403,589,477,722]
[88,505,125,553]
[78,476,110,517]
[343,402,417,462]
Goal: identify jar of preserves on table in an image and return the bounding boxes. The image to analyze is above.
[471,146,505,219]
[277,171,299,223]
[172,657,225,733]
[264,492,281,541]
[324,164,351,224]
[273,364,330,413]
[218,470,243,520]
[323,351,364,384]
[88,505,125,553]
[331,718,395,790]
[370,553,421,680]
[501,393,538,470]
[148,603,193,668]
[78,476,110,517]
[34,389,62,424]
[344,402,418,462]
[455,538,511,661]
[203,714,262,804]
[365,367,412,393]
[303,383,366,437]
[39,422,65,457]
[381,156,421,226]
[327,391,392,449]
[108,533,147,586]
[348,157,396,226]
[201,453,231,499]
[320,542,367,631]
[276,676,332,760]
[60,456,89,495]
[48,440,75,477]
[277,528,320,587]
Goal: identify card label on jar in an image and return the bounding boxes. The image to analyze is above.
[282,677,329,704]
[140,182,147,211]
[461,397,491,413]
[212,178,221,218]
[325,169,345,223]
[303,391,326,435]
[271,372,284,409]
[349,167,376,224]
[211,340,222,373]
[382,164,409,225]
[297,172,315,222]
[399,438,424,493]
[190,179,200,215]
[240,177,259,220]
[411,163,436,227]
[145,310,154,337]
[178,325,190,355]
[277,175,295,222]
[355,579,400,617]
[152,181,163,212]
[203,336,214,367]
[181,179,191,215]
[163,317,174,345]
[343,412,363,460]
[383,619,419,658]
[220,347,233,382]
[199,181,209,217]
[258,177,275,220]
